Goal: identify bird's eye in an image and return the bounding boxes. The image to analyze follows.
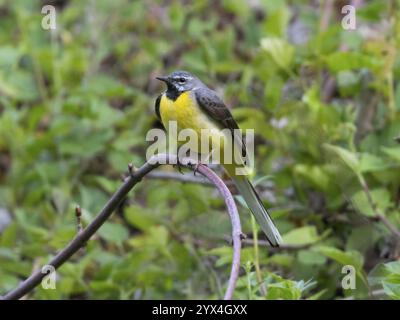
[178,77,186,83]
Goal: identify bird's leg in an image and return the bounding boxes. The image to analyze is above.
[174,145,185,174]
[190,148,217,176]
[191,162,201,176]
[184,160,201,176]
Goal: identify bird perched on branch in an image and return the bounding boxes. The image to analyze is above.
[155,70,282,247]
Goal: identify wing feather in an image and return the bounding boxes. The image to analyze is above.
[194,87,246,158]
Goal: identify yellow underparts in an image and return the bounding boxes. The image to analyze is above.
[159,91,252,177]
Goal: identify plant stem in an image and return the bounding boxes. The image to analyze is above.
[251,215,266,295]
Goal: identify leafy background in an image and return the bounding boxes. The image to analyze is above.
[0,0,399,300]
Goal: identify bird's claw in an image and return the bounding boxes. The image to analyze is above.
[173,157,185,175]
[185,160,202,176]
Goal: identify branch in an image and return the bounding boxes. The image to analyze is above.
[360,176,400,240]
[146,170,230,186]
[373,214,400,240]
[193,162,242,300]
[241,238,310,251]
[2,154,242,300]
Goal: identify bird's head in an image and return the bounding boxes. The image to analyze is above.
[156,70,201,95]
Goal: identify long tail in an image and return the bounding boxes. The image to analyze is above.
[232,176,282,247]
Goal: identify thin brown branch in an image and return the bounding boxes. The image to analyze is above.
[319,0,334,32]
[191,161,242,300]
[75,205,83,234]
[147,170,218,185]
[241,238,310,251]
[145,167,235,187]
[360,177,400,240]
[2,154,242,300]
[374,214,400,240]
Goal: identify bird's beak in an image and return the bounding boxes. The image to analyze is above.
[156,76,169,83]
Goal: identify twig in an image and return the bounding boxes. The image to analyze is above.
[145,168,236,187]
[75,205,83,234]
[319,0,334,32]
[250,215,266,295]
[190,161,242,300]
[360,176,400,240]
[241,238,310,251]
[374,214,400,240]
[147,170,217,185]
[2,154,242,300]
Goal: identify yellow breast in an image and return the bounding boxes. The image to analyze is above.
[159,91,224,153]
[160,91,207,132]
[158,91,250,175]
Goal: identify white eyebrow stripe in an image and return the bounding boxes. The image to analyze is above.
[173,75,192,80]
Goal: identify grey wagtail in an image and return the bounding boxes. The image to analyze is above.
[155,71,282,247]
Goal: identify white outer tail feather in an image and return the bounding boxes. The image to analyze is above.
[232,177,282,247]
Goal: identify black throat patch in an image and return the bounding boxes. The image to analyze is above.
[165,87,181,101]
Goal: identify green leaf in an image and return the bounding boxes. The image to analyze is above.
[337,71,361,96]
[346,225,378,254]
[294,164,330,191]
[298,250,327,265]
[323,144,360,175]
[98,223,129,246]
[182,184,209,214]
[316,246,362,268]
[382,282,400,300]
[168,2,185,31]
[90,280,119,292]
[368,261,400,300]
[282,226,319,246]
[0,223,17,247]
[359,153,390,172]
[0,46,20,69]
[307,289,328,300]
[382,147,400,163]
[260,37,294,72]
[263,4,290,38]
[315,246,367,285]
[266,282,302,300]
[302,86,323,114]
[368,261,400,283]
[264,274,309,300]
[325,52,382,73]
[124,205,157,231]
[351,188,392,217]
[267,254,294,268]
[128,226,169,252]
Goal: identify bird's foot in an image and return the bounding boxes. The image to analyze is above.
[186,160,203,176]
[173,156,185,174]
[192,162,201,176]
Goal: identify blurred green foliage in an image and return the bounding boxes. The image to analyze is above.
[0,0,400,299]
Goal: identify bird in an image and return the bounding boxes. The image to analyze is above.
[155,70,282,247]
